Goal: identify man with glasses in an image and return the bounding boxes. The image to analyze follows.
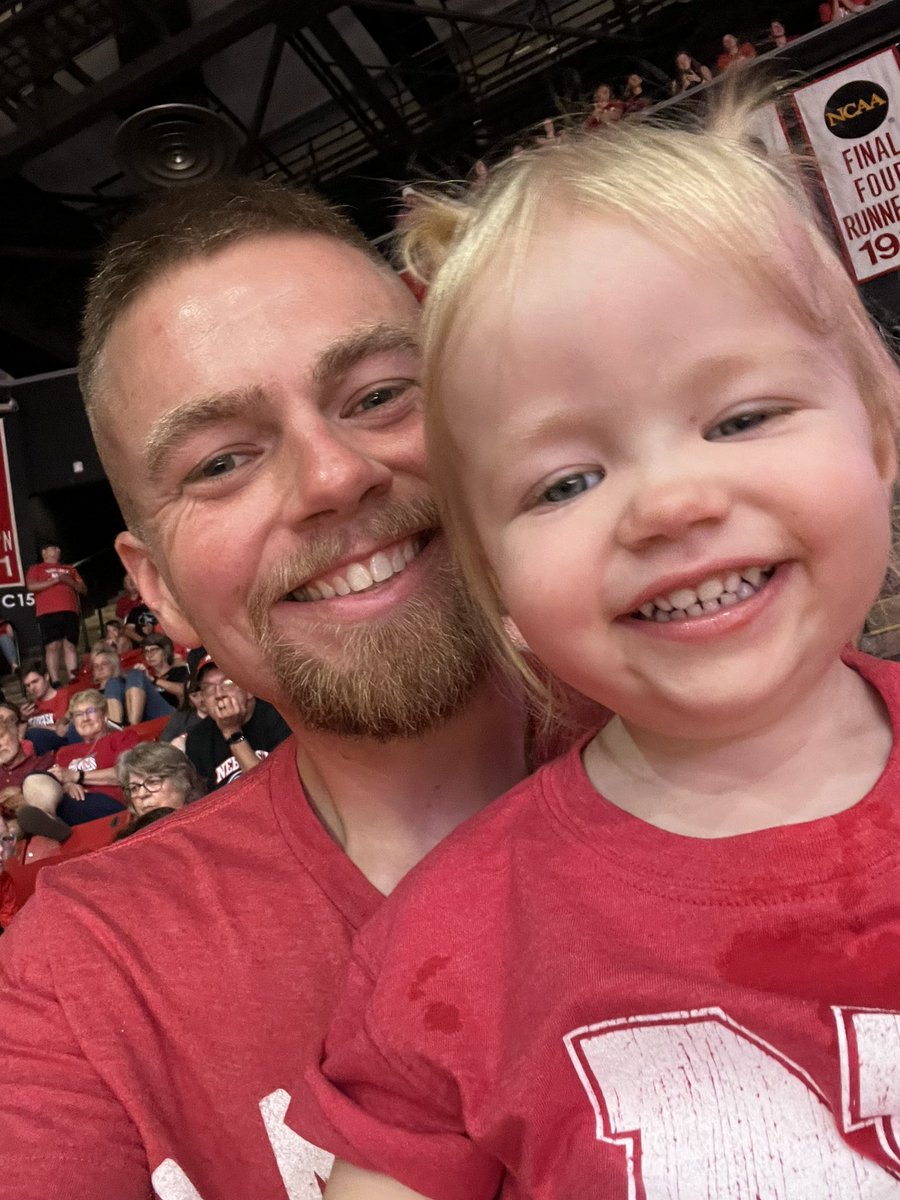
[186,654,290,791]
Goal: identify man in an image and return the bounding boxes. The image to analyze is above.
[186,654,290,790]
[0,699,57,838]
[0,180,535,1197]
[20,662,68,733]
[24,542,86,684]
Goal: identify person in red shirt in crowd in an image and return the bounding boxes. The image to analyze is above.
[114,572,141,622]
[16,689,139,841]
[716,32,757,72]
[584,83,625,130]
[819,0,869,20]
[20,661,70,737]
[0,700,55,834]
[25,542,86,686]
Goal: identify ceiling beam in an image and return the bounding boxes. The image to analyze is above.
[0,0,340,177]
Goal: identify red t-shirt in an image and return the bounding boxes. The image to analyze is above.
[25,562,84,618]
[311,653,900,1200]
[0,739,382,1197]
[25,689,71,729]
[55,727,140,802]
[0,743,56,809]
[115,592,141,621]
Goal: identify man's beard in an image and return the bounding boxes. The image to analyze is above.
[247,499,494,741]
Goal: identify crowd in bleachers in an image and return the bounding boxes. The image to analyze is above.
[0,551,291,927]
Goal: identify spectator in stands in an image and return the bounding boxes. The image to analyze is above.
[819,0,869,20]
[114,572,141,622]
[671,51,713,93]
[585,83,625,130]
[103,618,134,658]
[0,619,18,679]
[89,644,128,724]
[25,542,86,685]
[0,700,55,835]
[185,655,290,792]
[16,689,140,839]
[622,73,653,114]
[126,633,188,725]
[765,19,791,49]
[160,676,208,752]
[117,741,201,818]
[20,662,67,734]
[716,33,757,72]
[123,596,160,647]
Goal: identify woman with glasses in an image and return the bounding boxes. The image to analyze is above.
[14,690,141,840]
[116,742,201,821]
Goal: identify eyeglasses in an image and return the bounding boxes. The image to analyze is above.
[72,706,103,719]
[199,678,238,694]
[125,775,168,797]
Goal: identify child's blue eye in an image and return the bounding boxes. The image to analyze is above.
[707,411,770,440]
[539,470,604,505]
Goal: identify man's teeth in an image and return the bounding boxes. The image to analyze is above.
[635,566,774,623]
[292,538,420,601]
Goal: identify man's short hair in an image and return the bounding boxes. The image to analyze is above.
[21,660,48,680]
[79,177,382,449]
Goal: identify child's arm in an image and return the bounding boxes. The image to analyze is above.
[325,1159,432,1200]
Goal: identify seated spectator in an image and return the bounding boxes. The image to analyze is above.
[160,678,208,752]
[114,572,141,622]
[766,19,791,48]
[0,620,18,678]
[16,690,140,839]
[622,73,653,114]
[716,33,757,72]
[185,655,290,792]
[117,742,202,819]
[103,618,136,660]
[819,0,869,19]
[123,597,161,648]
[20,662,69,735]
[126,633,189,725]
[91,644,171,726]
[671,51,713,93]
[0,700,56,833]
[584,84,625,130]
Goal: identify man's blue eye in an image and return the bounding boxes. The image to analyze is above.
[540,471,604,505]
[357,386,401,412]
[200,453,237,477]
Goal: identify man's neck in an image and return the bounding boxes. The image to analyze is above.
[585,658,892,838]
[293,677,528,894]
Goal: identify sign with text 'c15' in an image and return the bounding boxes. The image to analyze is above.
[794,47,900,283]
[0,425,25,588]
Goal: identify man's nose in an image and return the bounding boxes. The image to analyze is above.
[616,473,731,551]
[282,421,393,524]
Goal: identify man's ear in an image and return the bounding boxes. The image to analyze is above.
[115,530,201,648]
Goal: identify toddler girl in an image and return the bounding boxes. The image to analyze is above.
[311,87,900,1199]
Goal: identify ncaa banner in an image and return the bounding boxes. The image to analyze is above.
[794,47,900,283]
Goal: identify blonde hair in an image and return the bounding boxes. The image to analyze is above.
[404,80,900,698]
[70,689,107,714]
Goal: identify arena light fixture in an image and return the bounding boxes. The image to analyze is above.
[113,103,243,189]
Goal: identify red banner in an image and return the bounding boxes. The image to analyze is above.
[0,425,25,588]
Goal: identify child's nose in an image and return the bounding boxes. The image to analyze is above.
[616,475,731,550]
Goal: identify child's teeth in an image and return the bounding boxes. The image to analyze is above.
[669,588,697,610]
[724,571,742,592]
[736,581,756,600]
[653,595,674,612]
[742,566,763,587]
[640,603,656,618]
[696,577,724,602]
[635,565,774,622]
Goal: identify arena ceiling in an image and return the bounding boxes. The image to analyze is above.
[0,0,897,376]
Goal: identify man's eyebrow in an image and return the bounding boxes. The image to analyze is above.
[144,386,264,481]
[311,323,419,389]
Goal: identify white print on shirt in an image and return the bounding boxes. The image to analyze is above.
[565,1006,900,1198]
[151,1088,332,1199]
[66,755,97,772]
[214,749,269,786]
[27,713,54,727]
[836,1007,900,1166]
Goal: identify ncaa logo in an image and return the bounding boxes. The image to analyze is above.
[824,79,889,139]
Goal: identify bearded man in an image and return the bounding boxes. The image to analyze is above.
[0,180,544,1198]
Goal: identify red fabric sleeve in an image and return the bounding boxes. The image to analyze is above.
[0,892,150,1196]
[308,946,502,1200]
